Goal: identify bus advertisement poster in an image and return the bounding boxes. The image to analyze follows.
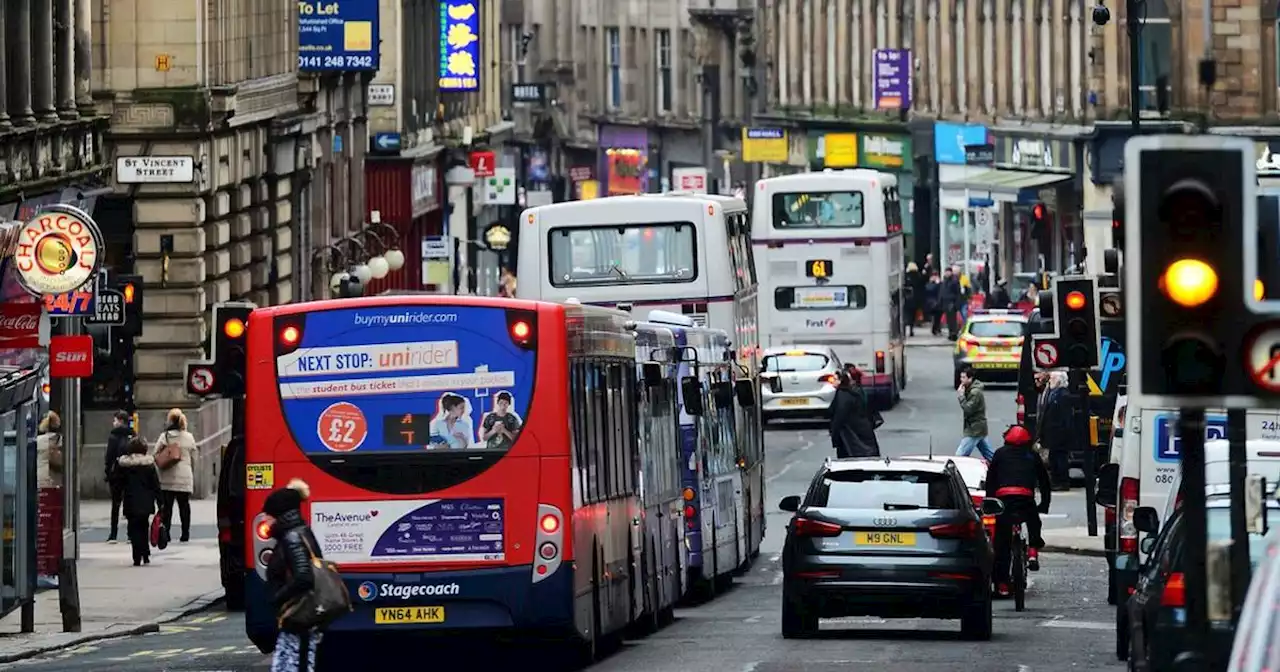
[310,497,505,563]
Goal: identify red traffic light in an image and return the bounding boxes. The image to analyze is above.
[1032,203,1046,220]
[1065,291,1086,310]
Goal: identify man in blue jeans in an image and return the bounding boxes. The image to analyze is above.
[955,365,994,460]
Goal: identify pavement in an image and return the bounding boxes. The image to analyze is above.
[2,345,1120,672]
[0,498,223,664]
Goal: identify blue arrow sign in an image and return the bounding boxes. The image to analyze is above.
[373,132,401,152]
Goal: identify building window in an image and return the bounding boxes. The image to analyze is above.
[1135,0,1172,112]
[656,29,672,113]
[606,27,622,109]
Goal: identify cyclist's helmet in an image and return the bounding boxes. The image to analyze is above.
[1003,424,1034,447]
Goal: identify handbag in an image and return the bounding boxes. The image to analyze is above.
[155,435,181,470]
[150,516,170,549]
[278,535,352,632]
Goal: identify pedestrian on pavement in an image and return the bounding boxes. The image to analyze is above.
[955,366,995,460]
[104,410,135,544]
[263,479,326,672]
[1039,371,1073,490]
[117,436,162,566]
[904,262,921,336]
[939,268,963,340]
[985,279,1012,309]
[830,371,878,459]
[924,273,942,335]
[35,411,63,489]
[153,408,196,543]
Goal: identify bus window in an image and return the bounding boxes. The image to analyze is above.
[548,223,698,286]
[773,285,868,310]
[772,191,865,229]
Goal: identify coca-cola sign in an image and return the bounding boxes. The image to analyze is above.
[0,303,41,349]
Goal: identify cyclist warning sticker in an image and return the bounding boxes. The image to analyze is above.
[317,402,368,452]
[246,463,274,490]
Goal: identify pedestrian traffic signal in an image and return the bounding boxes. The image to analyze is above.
[113,274,144,336]
[212,301,255,398]
[1125,136,1255,399]
[1111,178,1126,252]
[1054,277,1100,369]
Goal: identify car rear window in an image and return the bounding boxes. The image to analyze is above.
[763,353,829,372]
[1208,507,1271,566]
[967,320,1025,338]
[810,470,958,509]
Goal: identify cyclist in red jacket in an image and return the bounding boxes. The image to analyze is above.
[985,424,1052,597]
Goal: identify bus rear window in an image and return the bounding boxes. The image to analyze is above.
[272,305,537,494]
[774,286,867,310]
[810,471,958,509]
[772,191,865,229]
[548,223,697,287]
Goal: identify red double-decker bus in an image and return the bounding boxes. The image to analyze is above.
[240,296,648,658]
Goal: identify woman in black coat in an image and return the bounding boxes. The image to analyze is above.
[263,479,326,672]
[116,437,163,566]
[830,372,879,458]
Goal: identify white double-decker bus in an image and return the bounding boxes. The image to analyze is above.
[752,170,907,408]
[515,193,765,576]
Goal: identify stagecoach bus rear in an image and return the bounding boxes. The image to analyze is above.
[241,296,572,650]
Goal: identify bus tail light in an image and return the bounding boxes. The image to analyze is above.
[874,351,886,374]
[274,317,305,355]
[255,520,272,540]
[250,513,276,581]
[506,310,537,350]
[533,504,564,583]
[259,548,274,566]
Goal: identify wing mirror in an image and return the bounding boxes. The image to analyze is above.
[681,377,704,416]
[734,379,756,407]
[712,381,734,409]
[1095,462,1120,508]
[642,362,663,387]
[979,497,1005,516]
[779,495,801,512]
[1139,536,1157,555]
[1133,506,1160,534]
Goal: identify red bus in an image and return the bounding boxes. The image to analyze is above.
[241,296,652,658]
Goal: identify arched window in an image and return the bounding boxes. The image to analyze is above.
[1135,0,1172,111]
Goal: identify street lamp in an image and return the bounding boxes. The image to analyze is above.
[365,220,405,272]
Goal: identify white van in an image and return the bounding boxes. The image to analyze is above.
[1158,439,1280,521]
[1101,402,1280,662]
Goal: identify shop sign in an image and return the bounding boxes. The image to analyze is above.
[437,0,480,91]
[994,133,1075,173]
[12,205,103,297]
[0,303,41,349]
[860,134,911,170]
[672,167,707,193]
[469,151,496,178]
[823,134,858,168]
[742,128,788,163]
[411,163,439,217]
[569,166,593,182]
[48,334,94,378]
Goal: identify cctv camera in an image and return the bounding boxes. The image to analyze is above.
[1092,2,1110,25]
[522,31,534,40]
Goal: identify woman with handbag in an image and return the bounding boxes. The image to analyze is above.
[116,437,163,565]
[263,478,348,672]
[35,411,63,489]
[152,408,196,542]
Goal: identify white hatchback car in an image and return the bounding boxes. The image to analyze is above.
[759,346,843,423]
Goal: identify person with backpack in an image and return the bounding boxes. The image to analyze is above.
[104,411,135,544]
[152,408,196,543]
[263,479,337,672]
[116,437,163,566]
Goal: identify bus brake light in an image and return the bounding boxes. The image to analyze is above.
[539,513,559,534]
[256,520,272,540]
[539,542,558,560]
[511,321,531,341]
[280,325,300,346]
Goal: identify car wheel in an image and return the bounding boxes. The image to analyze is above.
[780,589,818,639]
[960,594,993,641]
[1115,603,1129,661]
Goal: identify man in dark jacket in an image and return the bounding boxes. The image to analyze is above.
[104,411,134,544]
[263,479,325,672]
[829,372,878,458]
[986,425,1053,597]
[984,279,1012,309]
[939,268,963,339]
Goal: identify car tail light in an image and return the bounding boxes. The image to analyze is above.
[960,335,980,348]
[820,374,838,385]
[255,520,272,540]
[1015,394,1026,425]
[874,351,886,373]
[1161,572,1185,607]
[1120,477,1139,554]
[970,494,985,510]
[792,517,843,537]
[929,520,980,539]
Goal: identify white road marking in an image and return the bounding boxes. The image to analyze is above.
[771,570,783,585]
[743,614,762,623]
[1038,619,1112,630]
[767,462,795,483]
[740,663,761,672]
[1042,514,1069,519]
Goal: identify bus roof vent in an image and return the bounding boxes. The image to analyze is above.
[647,310,695,327]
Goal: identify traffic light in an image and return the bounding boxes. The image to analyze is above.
[1125,136,1253,397]
[1258,195,1280,302]
[1030,203,1048,244]
[1054,277,1100,369]
[212,302,254,398]
[1111,178,1126,252]
[114,274,144,336]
